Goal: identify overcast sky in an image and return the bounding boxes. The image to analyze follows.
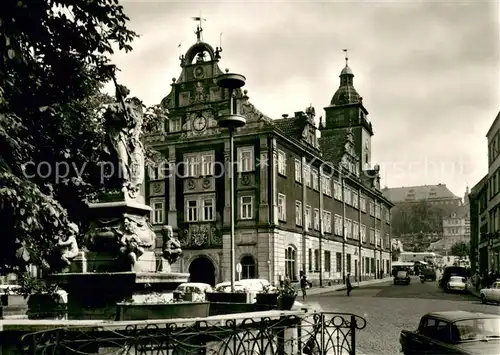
[108,0,499,198]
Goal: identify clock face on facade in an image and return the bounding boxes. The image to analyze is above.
[193,114,207,131]
[193,66,205,79]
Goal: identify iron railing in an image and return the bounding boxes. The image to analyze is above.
[19,311,367,355]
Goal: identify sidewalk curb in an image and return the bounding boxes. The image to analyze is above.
[306,277,393,296]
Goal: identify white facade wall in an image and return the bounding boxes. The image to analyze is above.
[176,228,390,285]
[275,229,303,282]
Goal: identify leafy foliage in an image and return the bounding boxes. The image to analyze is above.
[391,201,447,237]
[0,0,137,274]
[17,273,60,298]
[451,241,470,259]
[278,279,298,297]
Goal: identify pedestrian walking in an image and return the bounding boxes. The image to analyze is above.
[300,274,308,301]
[346,273,352,296]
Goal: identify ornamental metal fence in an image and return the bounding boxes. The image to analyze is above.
[19,312,367,355]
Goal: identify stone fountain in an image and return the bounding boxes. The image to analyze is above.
[47,74,189,320]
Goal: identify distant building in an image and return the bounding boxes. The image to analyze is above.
[469,111,500,275]
[382,184,462,208]
[383,184,466,252]
[428,201,470,253]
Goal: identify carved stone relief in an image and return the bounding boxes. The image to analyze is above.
[179,222,223,248]
[149,181,165,196]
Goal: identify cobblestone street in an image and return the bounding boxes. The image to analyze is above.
[307,276,500,355]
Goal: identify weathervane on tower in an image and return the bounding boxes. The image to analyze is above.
[342,48,349,67]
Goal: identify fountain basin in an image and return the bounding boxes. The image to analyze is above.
[48,272,189,320]
[116,301,210,321]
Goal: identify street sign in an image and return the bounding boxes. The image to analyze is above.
[236,263,242,273]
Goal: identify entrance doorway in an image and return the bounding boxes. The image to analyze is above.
[241,255,256,279]
[189,256,216,286]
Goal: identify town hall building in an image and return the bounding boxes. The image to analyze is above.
[146,27,393,286]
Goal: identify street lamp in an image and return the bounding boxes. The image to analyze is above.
[216,69,247,293]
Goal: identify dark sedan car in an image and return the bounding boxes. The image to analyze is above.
[394,270,411,285]
[400,311,500,355]
[421,268,437,281]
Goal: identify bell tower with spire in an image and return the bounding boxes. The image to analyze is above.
[321,50,374,172]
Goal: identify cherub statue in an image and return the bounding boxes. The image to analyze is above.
[55,222,80,270]
[162,225,182,265]
[118,218,145,266]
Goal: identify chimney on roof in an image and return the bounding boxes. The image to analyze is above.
[282,114,288,119]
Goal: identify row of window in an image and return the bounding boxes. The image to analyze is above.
[151,195,386,247]
[278,195,389,246]
[150,194,255,224]
[285,247,389,280]
[444,218,462,225]
[278,155,389,221]
[150,147,255,180]
[445,227,463,235]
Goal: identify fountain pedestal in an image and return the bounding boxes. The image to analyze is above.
[49,197,188,320]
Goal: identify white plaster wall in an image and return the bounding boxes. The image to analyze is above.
[329,239,344,280]
[257,232,272,281]
[274,230,303,282]
[303,237,344,281]
[343,244,354,276]
[221,231,261,281]
[381,251,390,274]
[322,239,343,280]
[361,248,374,276]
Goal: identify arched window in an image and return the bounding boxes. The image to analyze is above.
[285,246,297,281]
[241,255,256,279]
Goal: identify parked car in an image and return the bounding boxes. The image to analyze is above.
[215,279,272,293]
[480,281,500,304]
[173,283,212,302]
[421,268,437,282]
[446,276,467,293]
[394,270,411,285]
[214,279,275,303]
[439,266,467,289]
[400,311,500,355]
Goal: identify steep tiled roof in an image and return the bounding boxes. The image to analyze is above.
[382,184,459,204]
[273,117,304,140]
[319,130,349,163]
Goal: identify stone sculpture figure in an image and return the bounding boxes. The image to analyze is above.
[162,225,183,265]
[103,84,145,198]
[52,222,80,272]
[118,217,145,266]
